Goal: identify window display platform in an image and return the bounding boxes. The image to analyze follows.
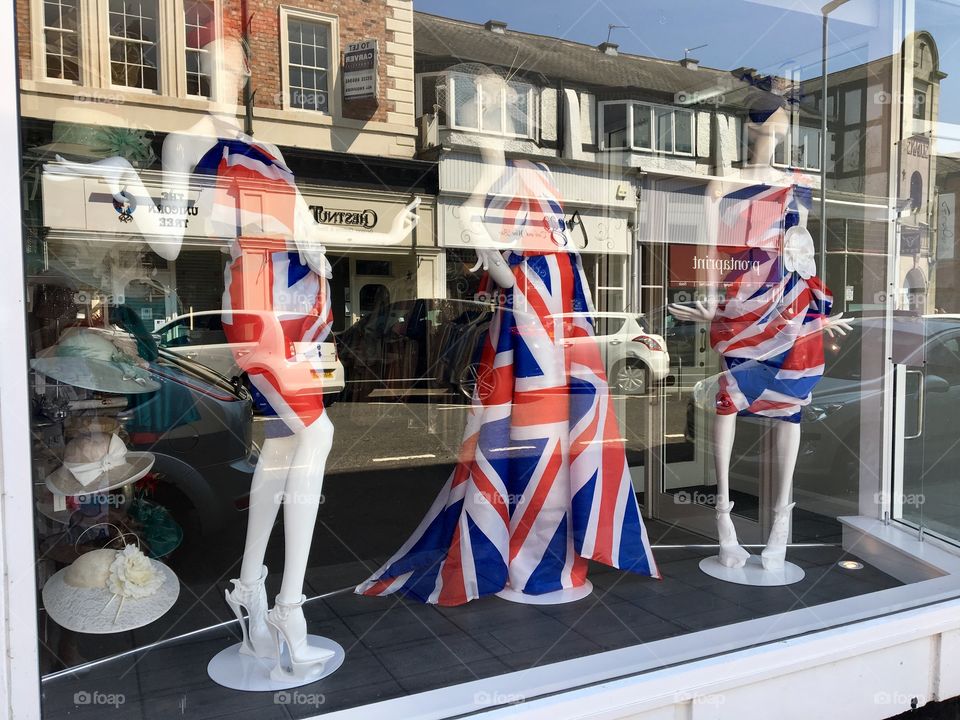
[40,521,902,720]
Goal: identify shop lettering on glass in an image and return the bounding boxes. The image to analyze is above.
[309,205,378,229]
[342,39,378,102]
[104,190,197,228]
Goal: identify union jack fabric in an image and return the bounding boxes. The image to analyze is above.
[196,138,331,433]
[356,161,658,605]
[710,180,832,423]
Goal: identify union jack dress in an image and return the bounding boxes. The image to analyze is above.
[356,160,658,605]
[711,179,832,423]
[195,137,332,435]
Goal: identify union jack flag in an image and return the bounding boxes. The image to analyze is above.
[357,161,658,605]
[196,138,331,432]
[711,180,832,422]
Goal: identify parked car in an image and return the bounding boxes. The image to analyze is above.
[154,310,345,407]
[683,313,958,518]
[339,299,672,400]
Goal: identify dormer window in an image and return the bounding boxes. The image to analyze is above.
[416,71,538,139]
[599,100,695,156]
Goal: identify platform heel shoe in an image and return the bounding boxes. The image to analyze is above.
[761,502,796,571]
[224,565,276,658]
[266,595,335,682]
[716,501,750,568]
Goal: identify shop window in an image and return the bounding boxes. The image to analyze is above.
[286,15,331,112]
[43,0,80,81]
[599,100,695,155]
[108,0,160,90]
[184,0,215,98]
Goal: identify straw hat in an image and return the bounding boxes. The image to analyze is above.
[42,544,179,633]
[45,432,154,496]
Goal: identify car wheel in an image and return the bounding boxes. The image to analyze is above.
[459,362,496,401]
[614,361,649,395]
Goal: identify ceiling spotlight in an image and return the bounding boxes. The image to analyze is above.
[838,560,864,570]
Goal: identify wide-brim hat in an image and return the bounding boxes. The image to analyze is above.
[32,328,160,395]
[42,561,179,634]
[31,355,160,394]
[45,451,154,497]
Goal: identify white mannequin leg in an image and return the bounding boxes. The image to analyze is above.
[265,412,336,681]
[713,413,750,568]
[761,421,801,570]
[239,435,296,583]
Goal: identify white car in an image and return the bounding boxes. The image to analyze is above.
[154,311,345,399]
[548,312,671,395]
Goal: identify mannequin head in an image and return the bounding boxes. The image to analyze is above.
[199,33,249,117]
[746,94,789,167]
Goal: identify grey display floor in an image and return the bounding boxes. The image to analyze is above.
[40,521,902,719]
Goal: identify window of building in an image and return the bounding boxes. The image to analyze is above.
[286,15,331,112]
[599,100,695,155]
[108,0,160,90]
[43,0,80,81]
[418,71,538,139]
[184,0,215,98]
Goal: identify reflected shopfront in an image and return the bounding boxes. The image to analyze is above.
[7,1,960,719]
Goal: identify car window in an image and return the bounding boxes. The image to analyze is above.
[925,335,960,383]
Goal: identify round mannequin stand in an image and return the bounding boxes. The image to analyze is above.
[495,580,593,605]
[207,636,345,692]
[699,555,804,587]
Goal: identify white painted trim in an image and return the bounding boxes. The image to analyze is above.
[278,5,339,118]
[1,0,42,717]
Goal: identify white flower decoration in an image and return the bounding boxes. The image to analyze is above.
[107,544,164,600]
[783,226,817,279]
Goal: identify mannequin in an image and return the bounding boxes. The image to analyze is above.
[54,26,418,682]
[356,65,658,606]
[669,97,850,574]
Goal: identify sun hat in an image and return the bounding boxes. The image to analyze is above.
[45,432,154,496]
[41,526,179,633]
[32,327,160,394]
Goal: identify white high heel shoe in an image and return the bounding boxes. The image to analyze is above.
[224,565,276,658]
[716,501,750,568]
[761,502,796,571]
[266,595,335,682]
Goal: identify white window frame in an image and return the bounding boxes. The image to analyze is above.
[181,0,216,99]
[278,6,337,117]
[599,100,695,156]
[742,120,822,172]
[417,70,538,140]
[105,0,162,93]
[39,0,82,82]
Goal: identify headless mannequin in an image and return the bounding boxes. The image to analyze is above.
[669,106,849,572]
[52,35,418,681]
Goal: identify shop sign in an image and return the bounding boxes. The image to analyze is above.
[669,245,762,287]
[310,205,378,229]
[938,193,955,261]
[343,39,378,102]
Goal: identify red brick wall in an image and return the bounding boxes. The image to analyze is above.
[14,0,405,122]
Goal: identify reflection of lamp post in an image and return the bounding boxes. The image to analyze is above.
[820,0,853,280]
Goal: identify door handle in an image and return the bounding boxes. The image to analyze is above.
[904,368,925,440]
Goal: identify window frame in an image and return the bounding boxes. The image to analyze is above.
[278,5,338,116]
[40,0,82,83]
[105,0,162,93]
[598,99,695,156]
[181,0,216,99]
[416,70,538,140]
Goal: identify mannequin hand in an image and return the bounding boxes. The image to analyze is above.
[50,154,136,200]
[668,297,718,323]
[823,312,852,338]
[470,248,514,288]
[387,197,420,239]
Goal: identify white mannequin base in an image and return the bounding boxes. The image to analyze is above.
[207,636,345,691]
[699,555,805,586]
[495,580,593,605]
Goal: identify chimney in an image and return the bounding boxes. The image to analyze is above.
[680,57,699,70]
[598,41,619,56]
[484,20,507,34]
